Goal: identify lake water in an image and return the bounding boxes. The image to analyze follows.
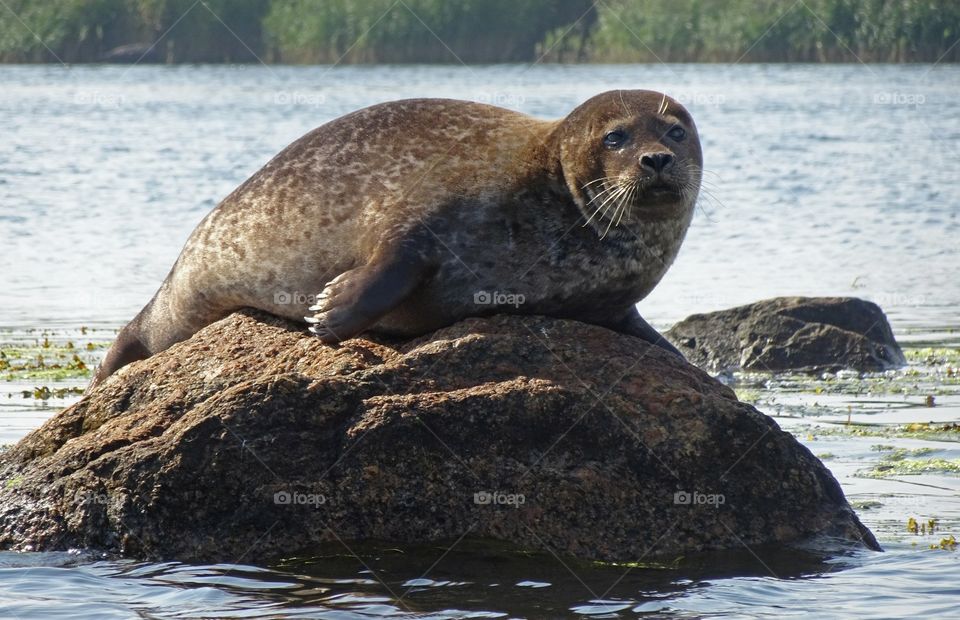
[1,63,959,618]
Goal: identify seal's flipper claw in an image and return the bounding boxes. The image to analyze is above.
[305,233,434,343]
[308,324,342,343]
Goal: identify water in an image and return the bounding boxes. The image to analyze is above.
[1,64,959,618]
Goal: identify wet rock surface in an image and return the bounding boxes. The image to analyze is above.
[666,296,905,374]
[0,311,878,563]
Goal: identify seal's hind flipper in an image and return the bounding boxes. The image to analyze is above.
[306,238,434,343]
[90,319,151,389]
[599,307,685,359]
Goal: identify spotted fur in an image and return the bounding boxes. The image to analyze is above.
[92,90,702,387]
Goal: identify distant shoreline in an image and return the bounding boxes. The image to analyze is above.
[0,59,956,67]
[2,0,957,66]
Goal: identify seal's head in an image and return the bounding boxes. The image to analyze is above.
[556,90,702,237]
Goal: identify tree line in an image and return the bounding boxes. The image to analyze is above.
[1,0,957,64]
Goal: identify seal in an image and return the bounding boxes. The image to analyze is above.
[92,90,702,387]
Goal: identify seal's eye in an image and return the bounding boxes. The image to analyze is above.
[667,126,686,141]
[603,130,627,148]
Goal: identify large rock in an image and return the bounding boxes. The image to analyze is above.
[0,311,878,563]
[666,296,905,374]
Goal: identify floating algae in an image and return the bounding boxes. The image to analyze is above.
[1,338,105,381]
[858,454,960,478]
[20,386,85,400]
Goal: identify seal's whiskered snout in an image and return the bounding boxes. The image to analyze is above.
[636,154,681,194]
[639,152,674,174]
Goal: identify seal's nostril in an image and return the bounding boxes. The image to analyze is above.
[640,153,674,173]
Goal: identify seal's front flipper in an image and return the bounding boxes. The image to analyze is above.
[306,242,434,343]
[603,307,685,359]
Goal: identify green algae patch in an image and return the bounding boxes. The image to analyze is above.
[858,456,960,478]
[905,348,960,366]
[932,535,957,551]
[20,386,85,400]
[856,444,957,478]
[870,446,937,459]
[1,340,104,381]
[802,423,960,443]
[741,346,960,404]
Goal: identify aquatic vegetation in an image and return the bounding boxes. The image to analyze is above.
[906,348,960,367]
[801,423,960,443]
[21,386,85,400]
[907,517,939,535]
[871,446,937,460]
[859,456,960,479]
[1,341,101,381]
[734,347,960,408]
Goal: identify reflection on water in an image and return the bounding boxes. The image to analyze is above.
[4,540,954,619]
[1,63,959,618]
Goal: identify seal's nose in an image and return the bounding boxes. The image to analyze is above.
[640,152,674,174]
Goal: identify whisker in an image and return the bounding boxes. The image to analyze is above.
[596,184,629,224]
[586,180,621,207]
[600,182,632,239]
[657,92,668,116]
[585,181,628,227]
[587,185,617,212]
[582,176,619,189]
[616,180,638,228]
[586,184,612,207]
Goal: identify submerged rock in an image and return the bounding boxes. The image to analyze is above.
[666,296,905,374]
[0,311,878,563]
